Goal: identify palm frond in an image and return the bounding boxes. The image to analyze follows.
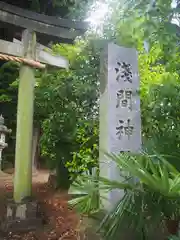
[69,174,100,215]
[105,152,180,197]
[70,151,180,240]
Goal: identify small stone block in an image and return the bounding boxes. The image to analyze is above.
[16,204,27,219]
[6,207,13,219]
[0,199,42,233]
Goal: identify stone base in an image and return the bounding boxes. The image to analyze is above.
[0,199,42,233]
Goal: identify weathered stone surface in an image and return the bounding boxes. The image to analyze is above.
[99,43,141,208]
[0,199,42,233]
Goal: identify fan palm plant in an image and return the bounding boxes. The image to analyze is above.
[69,152,180,240]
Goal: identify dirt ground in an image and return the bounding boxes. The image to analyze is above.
[0,170,83,240]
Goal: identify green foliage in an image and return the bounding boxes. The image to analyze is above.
[69,169,99,214]
[142,76,180,170]
[66,120,98,178]
[29,0,93,17]
[136,41,180,172]
[0,61,19,167]
[124,0,180,54]
[70,152,180,239]
[0,38,99,187]
[35,41,99,187]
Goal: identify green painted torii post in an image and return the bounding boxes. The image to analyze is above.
[14,30,38,202]
[0,1,87,203]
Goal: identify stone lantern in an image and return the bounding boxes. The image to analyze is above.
[0,115,11,170]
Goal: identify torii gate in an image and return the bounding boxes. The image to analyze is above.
[0,2,87,203]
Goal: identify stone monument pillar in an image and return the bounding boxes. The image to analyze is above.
[99,43,141,209]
